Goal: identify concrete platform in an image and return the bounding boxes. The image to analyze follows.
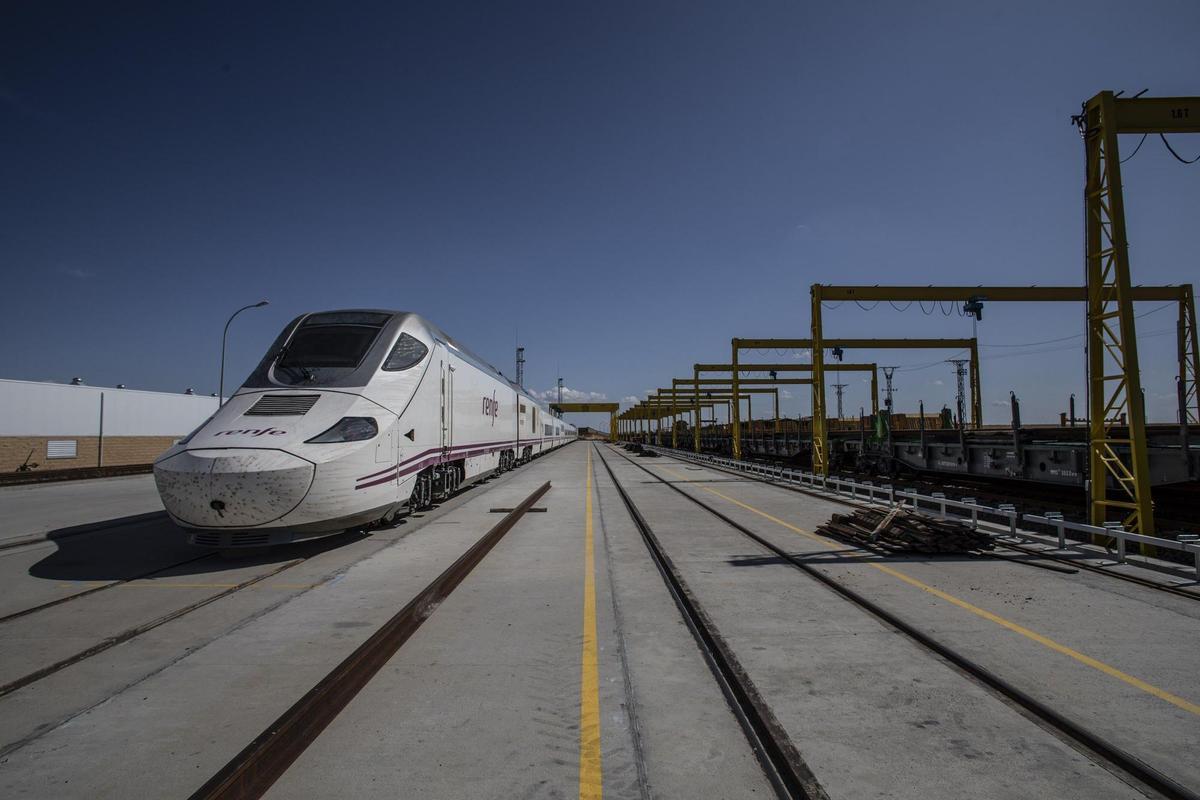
[0,473,164,547]
[265,442,769,800]
[613,445,1199,796]
[1,440,1195,798]
[0,443,769,799]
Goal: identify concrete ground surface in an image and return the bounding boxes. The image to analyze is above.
[0,443,768,799]
[605,444,1199,797]
[266,443,770,800]
[0,473,164,545]
[0,439,1195,799]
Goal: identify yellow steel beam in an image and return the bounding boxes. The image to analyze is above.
[675,387,682,448]
[733,337,978,349]
[812,285,826,474]
[673,378,812,385]
[1182,285,1200,424]
[813,286,1186,302]
[731,339,741,459]
[550,402,619,413]
[1082,91,1161,537]
[698,362,881,417]
[1110,96,1200,134]
[551,402,620,443]
[694,362,877,371]
[657,388,781,395]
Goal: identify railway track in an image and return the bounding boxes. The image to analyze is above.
[652,446,1200,603]
[592,446,825,800]
[0,456,550,704]
[188,481,551,800]
[0,549,215,625]
[599,444,1199,800]
[0,556,309,700]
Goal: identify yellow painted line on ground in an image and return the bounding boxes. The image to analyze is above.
[656,462,1200,717]
[580,447,603,799]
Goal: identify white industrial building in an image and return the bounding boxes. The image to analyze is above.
[0,379,219,472]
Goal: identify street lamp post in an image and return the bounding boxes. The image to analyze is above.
[220,301,269,407]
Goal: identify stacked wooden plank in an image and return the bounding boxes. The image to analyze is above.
[816,507,994,553]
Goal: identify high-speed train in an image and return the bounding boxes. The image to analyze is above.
[153,310,576,547]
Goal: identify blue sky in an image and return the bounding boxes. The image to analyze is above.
[2,1,1197,430]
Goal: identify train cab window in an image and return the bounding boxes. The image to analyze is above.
[271,311,389,386]
[382,333,429,371]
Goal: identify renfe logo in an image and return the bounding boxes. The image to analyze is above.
[214,427,287,437]
[481,393,500,426]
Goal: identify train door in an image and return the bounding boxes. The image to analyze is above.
[440,361,454,454]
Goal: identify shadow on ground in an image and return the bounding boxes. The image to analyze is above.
[28,514,369,582]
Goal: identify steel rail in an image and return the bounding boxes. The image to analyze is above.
[188,480,552,800]
[658,446,1200,602]
[591,446,825,800]
[990,537,1200,601]
[0,551,216,625]
[607,445,1199,800]
[0,557,305,700]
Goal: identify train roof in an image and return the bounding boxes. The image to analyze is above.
[320,310,547,406]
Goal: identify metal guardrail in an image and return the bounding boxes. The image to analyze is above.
[639,444,1200,577]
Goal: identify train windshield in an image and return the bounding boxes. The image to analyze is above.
[272,312,390,385]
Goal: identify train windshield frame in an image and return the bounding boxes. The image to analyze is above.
[264,312,393,387]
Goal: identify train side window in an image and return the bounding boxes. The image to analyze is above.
[382,333,429,371]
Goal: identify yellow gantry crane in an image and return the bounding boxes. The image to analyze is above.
[648,386,785,448]
[731,338,982,462]
[671,379,802,451]
[1077,91,1199,534]
[549,402,620,442]
[804,94,1200,537]
[618,92,1196,539]
[810,281,1197,536]
[694,362,880,455]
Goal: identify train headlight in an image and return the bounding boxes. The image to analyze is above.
[306,417,378,443]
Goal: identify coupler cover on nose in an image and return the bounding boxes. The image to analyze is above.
[154,449,316,528]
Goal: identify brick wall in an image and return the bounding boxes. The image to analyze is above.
[0,436,178,472]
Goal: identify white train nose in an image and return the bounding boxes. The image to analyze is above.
[154,449,315,528]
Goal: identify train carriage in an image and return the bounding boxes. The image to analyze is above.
[153,310,575,547]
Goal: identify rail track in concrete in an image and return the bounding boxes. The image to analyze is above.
[187,481,551,800]
[0,460,538,704]
[593,445,825,800]
[645,445,1200,603]
[598,443,1199,800]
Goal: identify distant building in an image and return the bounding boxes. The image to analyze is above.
[0,379,218,472]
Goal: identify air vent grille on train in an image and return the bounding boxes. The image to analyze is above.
[191,531,272,548]
[244,394,320,416]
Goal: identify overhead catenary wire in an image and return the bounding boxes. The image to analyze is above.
[1160,134,1200,164]
[1120,133,1149,164]
[978,302,1174,348]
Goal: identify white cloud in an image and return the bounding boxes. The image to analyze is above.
[933,379,944,386]
[990,399,1009,407]
[780,389,794,399]
[531,386,608,403]
[621,395,639,405]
